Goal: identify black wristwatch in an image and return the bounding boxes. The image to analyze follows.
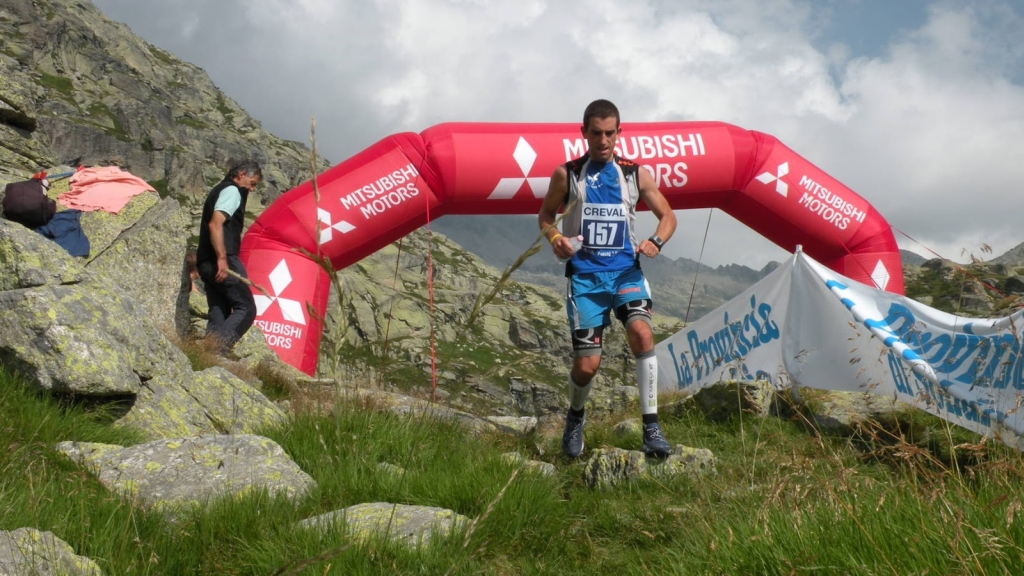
[648,235,665,251]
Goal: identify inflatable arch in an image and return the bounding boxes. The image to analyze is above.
[239,121,903,375]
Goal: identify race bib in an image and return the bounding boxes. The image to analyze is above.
[580,202,627,250]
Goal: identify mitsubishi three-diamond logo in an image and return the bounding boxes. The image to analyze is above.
[318,208,355,244]
[871,260,891,291]
[755,162,790,197]
[254,260,307,325]
[488,137,551,200]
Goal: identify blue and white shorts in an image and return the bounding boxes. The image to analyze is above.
[566,267,652,330]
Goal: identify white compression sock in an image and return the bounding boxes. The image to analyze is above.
[568,374,592,412]
[637,350,658,416]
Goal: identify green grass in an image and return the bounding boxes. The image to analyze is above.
[176,115,210,130]
[0,365,166,573]
[215,93,235,119]
[36,72,74,101]
[321,326,568,404]
[150,46,178,67]
[904,261,1012,315]
[4,359,1024,574]
[149,178,169,198]
[86,101,133,142]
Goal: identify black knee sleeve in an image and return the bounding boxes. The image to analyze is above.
[615,299,652,326]
[571,327,604,357]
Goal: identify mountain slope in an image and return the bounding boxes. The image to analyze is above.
[0,0,323,207]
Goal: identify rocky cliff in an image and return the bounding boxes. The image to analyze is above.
[0,0,323,208]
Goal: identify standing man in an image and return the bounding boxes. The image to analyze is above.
[195,160,262,356]
[539,100,677,458]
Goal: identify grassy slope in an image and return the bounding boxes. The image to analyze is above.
[3,363,1024,575]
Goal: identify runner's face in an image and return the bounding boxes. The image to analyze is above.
[582,116,620,162]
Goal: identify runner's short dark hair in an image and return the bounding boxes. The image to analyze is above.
[583,99,620,130]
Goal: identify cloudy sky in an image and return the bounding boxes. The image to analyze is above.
[91,0,1024,269]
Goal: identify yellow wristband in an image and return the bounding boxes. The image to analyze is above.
[548,233,563,245]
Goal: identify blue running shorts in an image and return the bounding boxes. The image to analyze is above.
[566,267,652,330]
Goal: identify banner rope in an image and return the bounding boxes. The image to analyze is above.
[683,209,714,325]
[813,218,1009,304]
[424,174,438,402]
[893,226,1012,302]
[379,237,404,385]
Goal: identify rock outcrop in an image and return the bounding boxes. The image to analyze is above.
[0,0,325,207]
[0,217,187,396]
[56,435,316,515]
[81,193,192,333]
[298,503,469,548]
[582,446,717,489]
[0,214,285,439]
[323,228,682,419]
[0,528,104,576]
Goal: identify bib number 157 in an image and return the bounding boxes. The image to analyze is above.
[582,221,624,249]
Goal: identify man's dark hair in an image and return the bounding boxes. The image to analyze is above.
[582,99,620,130]
[226,159,263,180]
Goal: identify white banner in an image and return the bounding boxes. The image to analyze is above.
[657,256,792,391]
[656,250,1024,448]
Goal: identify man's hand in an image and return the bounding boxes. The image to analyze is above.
[549,234,581,260]
[539,166,570,258]
[637,165,676,256]
[215,256,229,283]
[638,239,661,258]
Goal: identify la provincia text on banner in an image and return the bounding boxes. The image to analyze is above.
[655,249,1024,450]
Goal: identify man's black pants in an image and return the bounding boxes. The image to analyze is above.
[196,254,257,353]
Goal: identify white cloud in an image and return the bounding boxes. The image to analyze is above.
[819,3,1024,261]
[91,0,1024,267]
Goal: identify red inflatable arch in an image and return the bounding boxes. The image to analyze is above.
[240,121,903,375]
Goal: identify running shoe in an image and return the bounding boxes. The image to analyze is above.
[561,410,585,458]
[641,422,671,458]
